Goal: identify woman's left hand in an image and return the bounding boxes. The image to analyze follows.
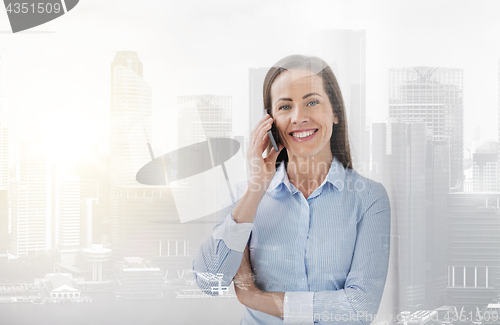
[233,244,285,319]
[234,244,261,305]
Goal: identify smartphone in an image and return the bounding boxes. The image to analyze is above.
[267,123,280,152]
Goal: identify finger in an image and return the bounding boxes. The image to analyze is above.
[260,131,270,153]
[250,114,271,139]
[254,121,273,153]
[250,119,272,154]
[253,116,272,142]
[250,115,273,147]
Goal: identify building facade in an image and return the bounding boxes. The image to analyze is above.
[472,142,499,192]
[110,51,152,250]
[447,192,500,307]
[372,122,428,311]
[57,175,80,265]
[177,94,232,148]
[389,67,464,192]
[116,257,163,300]
[10,141,52,256]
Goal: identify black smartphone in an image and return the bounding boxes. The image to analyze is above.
[267,123,280,152]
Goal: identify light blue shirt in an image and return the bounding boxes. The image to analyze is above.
[193,157,391,324]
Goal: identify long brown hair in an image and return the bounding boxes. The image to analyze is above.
[263,54,353,170]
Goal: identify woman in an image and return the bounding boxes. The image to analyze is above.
[193,55,390,324]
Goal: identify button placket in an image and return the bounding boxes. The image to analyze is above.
[293,192,309,290]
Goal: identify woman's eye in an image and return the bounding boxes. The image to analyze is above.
[307,100,319,107]
[278,105,291,110]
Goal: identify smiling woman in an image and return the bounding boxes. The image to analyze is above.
[193,55,391,325]
[264,55,351,173]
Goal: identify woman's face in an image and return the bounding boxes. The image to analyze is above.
[270,68,338,161]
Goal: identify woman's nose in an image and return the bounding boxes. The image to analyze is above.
[291,106,309,124]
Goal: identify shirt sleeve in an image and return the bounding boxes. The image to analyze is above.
[192,182,254,296]
[284,182,391,325]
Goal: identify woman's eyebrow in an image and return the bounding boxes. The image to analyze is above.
[303,92,321,99]
[275,97,292,105]
[275,93,322,105]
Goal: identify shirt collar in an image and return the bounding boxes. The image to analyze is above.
[266,157,346,194]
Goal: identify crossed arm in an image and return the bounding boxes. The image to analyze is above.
[233,244,285,319]
[194,183,391,324]
[233,183,391,325]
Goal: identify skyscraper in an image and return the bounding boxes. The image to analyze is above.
[372,122,427,311]
[0,49,8,191]
[0,105,8,194]
[110,51,152,249]
[11,141,52,256]
[0,49,4,95]
[177,95,232,147]
[425,140,449,307]
[0,189,8,254]
[308,29,367,173]
[389,67,464,192]
[176,94,234,223]
[447,192,500,307]
[76,146,109,246]
[472,141,499,192]
[57,175,80,265]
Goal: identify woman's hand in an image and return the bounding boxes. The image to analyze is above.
[231,114,283,224]
[247,114,284,194]
[233,244,260,305]
[233,244,285,319]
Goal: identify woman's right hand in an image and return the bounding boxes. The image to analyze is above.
[247,114,284,195]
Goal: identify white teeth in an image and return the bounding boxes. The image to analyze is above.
[292,130,316,138]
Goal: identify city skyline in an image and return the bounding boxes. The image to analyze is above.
[1,0,500,323]
[0,1,499,158]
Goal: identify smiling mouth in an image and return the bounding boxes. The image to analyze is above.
[290,129,318,138]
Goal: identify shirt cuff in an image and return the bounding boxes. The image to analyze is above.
[211,213,253,252]
[283,291,314,324]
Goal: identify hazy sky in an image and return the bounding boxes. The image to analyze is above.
[1,0,500,161]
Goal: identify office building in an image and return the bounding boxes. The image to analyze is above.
[0,119,7,191]
[177,95,232,147]
[76,146,109,246]
[372,122,427,311]
[116,257,163,300]
[80,197,97,248]
[118,186,199,270]
[389,67,464,192]
[472,141,499,192]
[110,51,152,249]
[373,122,452,310]
[0,190,8,254]
[447,192,500,307]
[0,49,9,192]
[425,140,449,307]
[57,175,80,265]
[10,141,52,256]
[176,95,234,223]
